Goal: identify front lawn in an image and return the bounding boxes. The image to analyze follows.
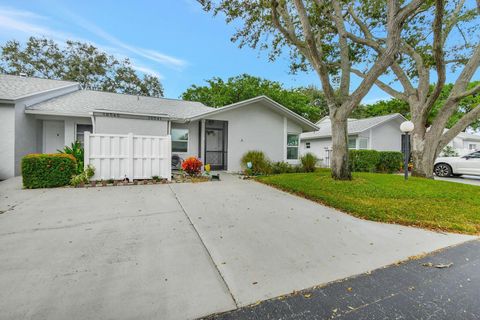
[257,169,480,234]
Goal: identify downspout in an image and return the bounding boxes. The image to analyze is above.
[90,112,96,133]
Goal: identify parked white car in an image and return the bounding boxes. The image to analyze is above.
[434,151,480,177]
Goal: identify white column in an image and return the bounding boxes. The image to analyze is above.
[200,119,206,163]
[283,117,287,161]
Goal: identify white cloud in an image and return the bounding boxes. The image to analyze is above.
[0,6,186,74]
[131,65,164,79]
[64,13,187,69]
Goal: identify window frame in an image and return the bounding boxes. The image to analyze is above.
[358,137,369,150]
[171,128,189,153]
[75,123,93,146]
[287,133,299,160]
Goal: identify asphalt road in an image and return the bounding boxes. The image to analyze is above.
[206,240,480,320]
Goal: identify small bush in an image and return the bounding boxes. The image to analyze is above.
[70,164,96,187]
[182,156,203,177]
[22,153,77,189]
[377,152,403,173]
[58,141,84,174]
[349,150,380,173]
[300,153,318,172]
[241,151,272,175]
[271,161,294,174]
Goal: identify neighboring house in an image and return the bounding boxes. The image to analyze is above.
[300,113,480,167]
[442,131,480,156]
[300,114,407,167]
[0,74,317,180]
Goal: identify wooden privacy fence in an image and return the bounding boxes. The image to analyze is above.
[84,132,171,181]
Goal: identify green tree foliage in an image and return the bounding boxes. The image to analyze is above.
[0,37,163,97]
[181,74,327,122]
[353,81,480,131]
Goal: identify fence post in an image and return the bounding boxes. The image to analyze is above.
[127,133,134,181]
[84,131,90,170]
[166,135,172,181]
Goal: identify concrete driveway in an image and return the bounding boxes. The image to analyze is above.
[0,175,474,320]
[435,175,480,186]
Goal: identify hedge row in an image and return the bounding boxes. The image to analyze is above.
[349,150,403,173]
[22,154,77,189]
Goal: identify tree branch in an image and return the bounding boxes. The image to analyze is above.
[439,104,480,149]
[291,0,336,103]
[423,0,446,115]
[351,68,407,100]
[331,0,350,97]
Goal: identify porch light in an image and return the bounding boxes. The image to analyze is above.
[400,121,414,180]
[400,121,414,133]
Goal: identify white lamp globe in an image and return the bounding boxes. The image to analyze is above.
[400,121,414,133]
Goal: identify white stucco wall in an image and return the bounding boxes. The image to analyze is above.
[206,102,302,172]
[170,121,200,159]
[94,116,168,136]
[0,104,15,179]
[369,120,403,151]
[14,103,43,175]
[300,137,332,167]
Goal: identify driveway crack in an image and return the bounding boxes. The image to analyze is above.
[168,184,239,308]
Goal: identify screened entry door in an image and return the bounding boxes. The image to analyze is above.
[205,121,228,170]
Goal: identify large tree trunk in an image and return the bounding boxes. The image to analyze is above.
[330,115,352,180]
[411,129,440,179]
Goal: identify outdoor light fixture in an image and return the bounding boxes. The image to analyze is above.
[400,121,414,133]
[400,121,414,180]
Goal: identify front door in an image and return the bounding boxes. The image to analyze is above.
[43,120,65,153]
[205,120,228,170]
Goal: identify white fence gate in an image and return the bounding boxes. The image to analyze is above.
[84,132,171,181]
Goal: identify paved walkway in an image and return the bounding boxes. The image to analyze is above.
[0,175,475,319]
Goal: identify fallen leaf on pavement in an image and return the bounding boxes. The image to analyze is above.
[422,262,453,268]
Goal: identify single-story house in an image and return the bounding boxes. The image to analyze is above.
[300,113,480,167]
[443,131,480,156]
[0,74,317,180]
[300,114,407,166]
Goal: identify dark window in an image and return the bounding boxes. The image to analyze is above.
[172,128,189,152]
[76,124,93,146]
[306,142,310,149]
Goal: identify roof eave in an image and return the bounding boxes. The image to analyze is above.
[3,83,79,103]
[187,96,318,131]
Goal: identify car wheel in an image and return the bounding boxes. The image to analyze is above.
[434,163,452,177]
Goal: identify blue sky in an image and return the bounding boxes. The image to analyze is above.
[0,1,476,104]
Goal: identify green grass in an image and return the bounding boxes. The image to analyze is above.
[257,169,480,234]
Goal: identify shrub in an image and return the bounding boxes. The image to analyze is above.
[271,161,294,174]
[377,152,403,173]
[441,145,459,157]
[70,164,96,187]
[241,151,272,175]
[349,150,380,173]
[22,153,77,188]
[182,156,203,176]
[300,153,318,172]
[58,141,84,174]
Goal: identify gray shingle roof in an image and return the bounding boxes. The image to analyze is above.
[0,74,78,101]
[301,113,405,139]
[26,89,215,119]
[457,131,480,141]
